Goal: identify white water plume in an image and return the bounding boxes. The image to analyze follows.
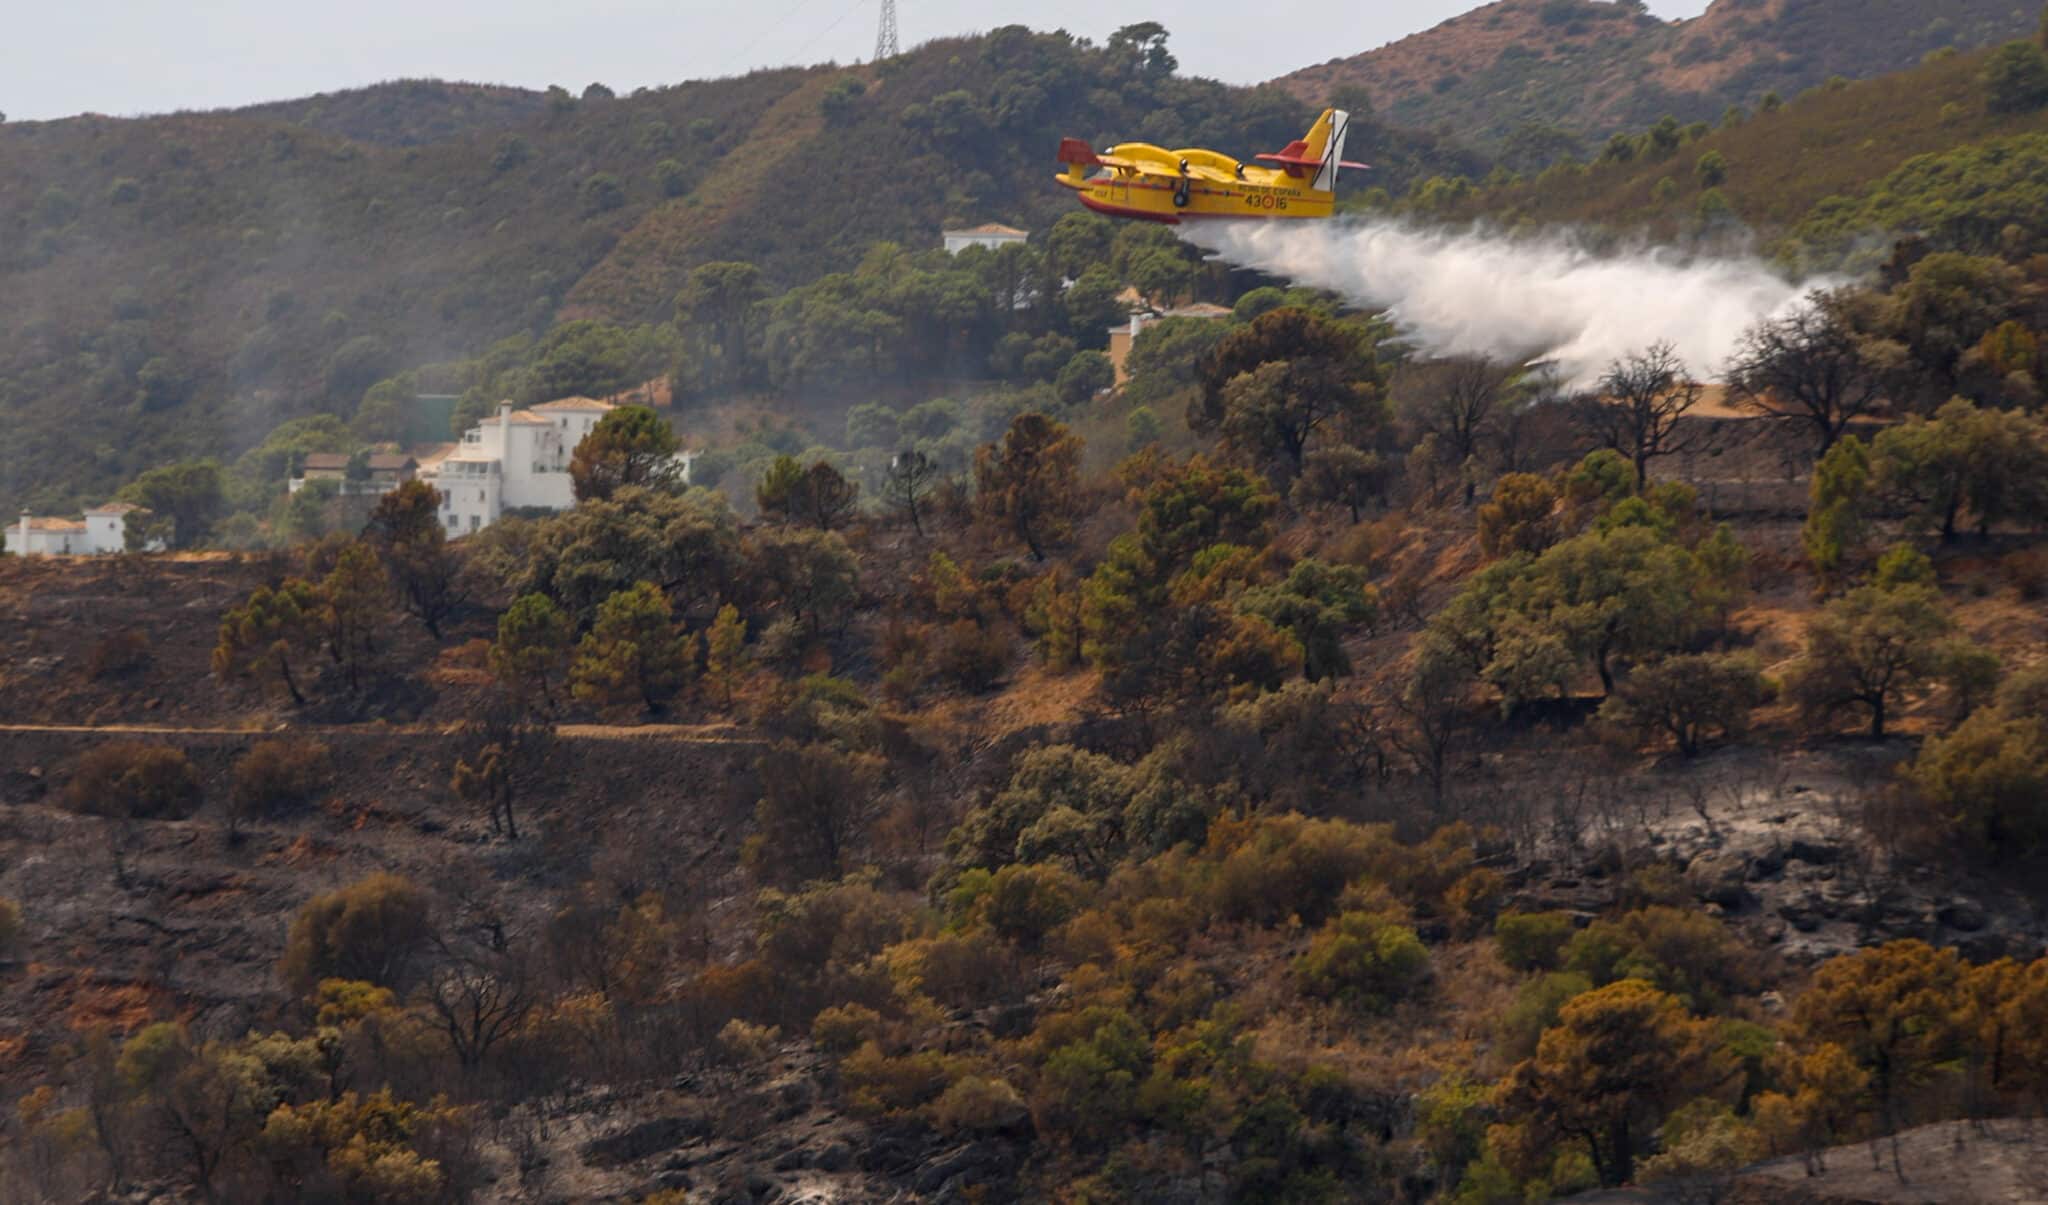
[1188,219,1833,385]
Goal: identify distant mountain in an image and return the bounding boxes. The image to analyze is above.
[1275,0,2036,155]
[231,79,549,148]
[0,29,1481,507]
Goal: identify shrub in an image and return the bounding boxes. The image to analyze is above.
[811,1003,883,1055]
[1907,709,2048,859]
[840,1040,951,1115]
[1561,905,1758,1011]
[229,739,333,824]
[716,1018,782,1066]
[279,873,433,995]
[1496,910,1574,972]
[896,932,1016,1010]
[1498,971,1593,1060]
[1205,815,1392,927]
[932,619,1012,691]
[931,1075,1028,1133]
[64,743,202,819]
[1293,911,1430,1012]
[981,863,1085,949]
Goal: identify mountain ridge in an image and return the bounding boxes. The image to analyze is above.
[1276,0,2036,152]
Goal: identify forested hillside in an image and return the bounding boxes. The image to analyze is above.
[1278,0,2034,156]
[1412,34,2048,269]
[0,25,1479,512]
[231,79,551,148]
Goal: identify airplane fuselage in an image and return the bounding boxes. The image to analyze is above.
[1054,112,1361,225]
[1060,167,1336,225]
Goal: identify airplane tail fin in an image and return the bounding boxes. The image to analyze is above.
[1305,109,1349,192]
[1255,109,1371,189]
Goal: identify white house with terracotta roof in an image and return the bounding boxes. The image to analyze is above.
[287,452,419,496]
[942,223,1029,255]
[11,502,158,556]
[418,397,692,536]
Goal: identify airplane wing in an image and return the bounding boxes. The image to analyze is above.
[1185,164,1239,185]
[1254,152,1371,171]
[1098,154,1183,181]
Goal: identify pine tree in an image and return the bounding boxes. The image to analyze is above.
[570,582,696,713]
[704,603,748,707]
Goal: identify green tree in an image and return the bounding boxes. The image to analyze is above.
[1481,524,1715,700]
[675,261,767,393]
[118,461,224,550]
[511,486,741,626]
[1600,653,1770,757]
[570,405,682,502]
[1695,150,1728,189]
[653,158,688,197]
[1055,350,1114,407]
[213,579,327,706]
[844,402,900,449]
[975,413,1083,560]
[1804,435,1872,590]
[321,543,390,694]
[1985,40,2048,113]
[1907,708,2048,859]
[1785,572,1965,739]
[1478,473,1561,557]
[118,1024,274,1202]
[749,527,860,636]
[489,593,575,714]
[1238,559,1377,681]
[756,455,859,529]
[1495,980,1736,1188]
[364,481,463,637]
[570,582,695,713]
[581,172,627,213]
[1194,308,1387,476]
[1867,399,2048,541]
[1293,911,1429,1013]
[705,603,748,706]
[1789,941,1967,1136]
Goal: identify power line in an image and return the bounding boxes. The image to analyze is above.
[726,0,824,70]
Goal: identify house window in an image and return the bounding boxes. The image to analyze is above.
[469,515,481,532]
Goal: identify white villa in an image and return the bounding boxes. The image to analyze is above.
[11,502,156,556]
[942,222,1029,255]
[419,397,692,535]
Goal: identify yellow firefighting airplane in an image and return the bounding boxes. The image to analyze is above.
[1056,108,1368,224]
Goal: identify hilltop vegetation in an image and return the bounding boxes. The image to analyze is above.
[0,25,1478,512]
[231,79,552,148]
[1405,31,2048,267]
[1279,0,2034,155]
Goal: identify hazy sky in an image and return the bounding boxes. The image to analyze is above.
[2,0,1711,123]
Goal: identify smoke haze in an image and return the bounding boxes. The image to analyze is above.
[1189,219,1829,385]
